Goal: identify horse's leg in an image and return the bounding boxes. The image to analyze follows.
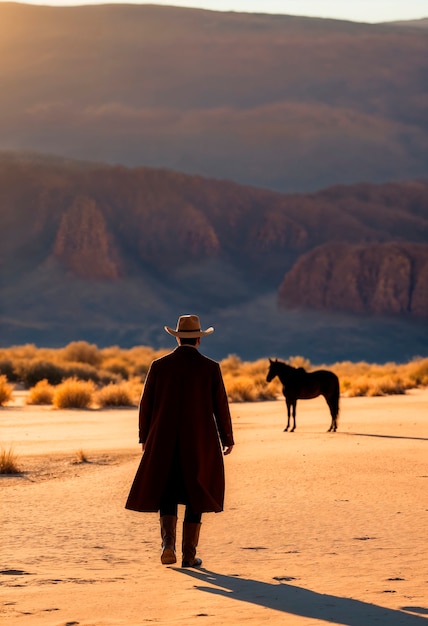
[290,400,297,432]
[284,398,291,431]
[331,405,337,432]
[325,395,337,432]
[328,402,334,431]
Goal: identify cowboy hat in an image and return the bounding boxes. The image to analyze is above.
[165,314,214,338]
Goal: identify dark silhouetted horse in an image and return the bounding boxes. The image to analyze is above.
[266,359,340,432]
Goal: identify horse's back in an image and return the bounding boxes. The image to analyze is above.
[299,369,338,398]
[312,369,339,381]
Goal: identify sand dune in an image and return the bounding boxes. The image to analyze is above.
[2,391,428,625]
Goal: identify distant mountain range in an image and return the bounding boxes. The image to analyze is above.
[0,153,427,363]
[1,4,427,361]
[0,3,427,193]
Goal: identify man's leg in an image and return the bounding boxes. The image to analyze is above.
[159,501,178,565]
[182,505,202,568]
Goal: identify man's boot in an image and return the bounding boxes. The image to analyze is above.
[181,522,202,567]
[160,515,177,564]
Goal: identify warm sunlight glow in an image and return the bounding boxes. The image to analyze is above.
[7,0,428,23]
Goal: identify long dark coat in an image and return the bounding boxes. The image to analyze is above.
[125,345,234,514]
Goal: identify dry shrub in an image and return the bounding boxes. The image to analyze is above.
[99,345,166,381]
[222,356,281,401]
[14,359,65,387]
[62,362,100,383]
[224,373,276,402]
[1,344,427,400]
[0,359,17,382]
[60,341,101,366]
[0,344,38,360]
[342,374,409,397]
[27,379,54,405]
[340,376,365,396]
[221,355,270,379]
[100,346,123,360]
[0,448,20,474]
[75,449,89,463]
[0,374,13,406]
[404,358,428,387]
[288,355,312,370]
[101,357,130,380]
[340,372,414,397]
[128,362,148,380]
[125,377,144,404]
[252,374,279,400]
[126,346,166,380]
[224,374,256,402]
[331,360,372,379]
[220,354,243,376]
[98,371,122,386]
[240,358,270,377]
[95,382,137,408]
[99,346,133,379]
[336,357,428,396]
[366,377,408,396]
[53,378,95,409]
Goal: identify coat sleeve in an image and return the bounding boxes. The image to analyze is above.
[212,363,234,447]
[139,361,156,444]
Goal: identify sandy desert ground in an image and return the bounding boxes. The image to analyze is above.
[1,389,428,626]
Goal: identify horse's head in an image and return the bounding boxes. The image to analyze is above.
[266,358,279,382]
[267,358,295,383]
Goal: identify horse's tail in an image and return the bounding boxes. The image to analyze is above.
[327,374,340,422]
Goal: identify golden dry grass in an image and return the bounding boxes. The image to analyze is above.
[0,341,165,389]
[0,343,427,402]
[0,374,13,405]
[60,341,102,367]
[75,449,89,463]
[223,373,278,402]
[53,378,96,409]
[26,379,54,405]
[95,382,138,408]
[0,447,20,474]
[331,357,428,397]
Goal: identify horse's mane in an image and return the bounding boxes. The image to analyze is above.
[271,359,307,374]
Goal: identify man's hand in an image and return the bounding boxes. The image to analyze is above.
[223,445,234,455]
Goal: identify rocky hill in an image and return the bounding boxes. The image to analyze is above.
[0,153,427,362]
[0,3,427,192]
[278,242,428,316]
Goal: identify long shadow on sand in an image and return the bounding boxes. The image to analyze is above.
[176,568,427,625]
[345,433,428,441]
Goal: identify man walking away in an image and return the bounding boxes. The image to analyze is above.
[125,314,234,567]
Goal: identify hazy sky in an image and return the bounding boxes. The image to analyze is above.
[10,1,428,23]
